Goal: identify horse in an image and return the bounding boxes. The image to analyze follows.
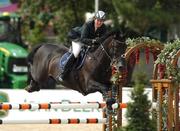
[25,31,127,96]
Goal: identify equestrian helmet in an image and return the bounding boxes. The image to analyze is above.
[95,11,106,20]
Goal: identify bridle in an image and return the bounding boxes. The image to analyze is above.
[100,44,112,61]
[100,38,124,64]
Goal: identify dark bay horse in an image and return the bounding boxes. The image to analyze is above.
[25,31,127,96]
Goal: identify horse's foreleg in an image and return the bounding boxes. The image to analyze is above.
[86,80,110,99]
[86,80,116,115]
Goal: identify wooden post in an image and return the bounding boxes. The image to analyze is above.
[151,79,175,131]
[174,84,179,131]
[167,81,173,131]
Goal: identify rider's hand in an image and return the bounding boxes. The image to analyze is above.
[92,39,97,44]
[92,39,98,45]
[92,38,101,45]
[95,37,101,43]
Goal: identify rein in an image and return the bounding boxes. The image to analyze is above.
[100,44,112,61]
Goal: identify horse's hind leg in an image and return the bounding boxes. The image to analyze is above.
[25,80,40,93]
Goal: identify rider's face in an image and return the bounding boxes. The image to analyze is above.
[95,19,104,28]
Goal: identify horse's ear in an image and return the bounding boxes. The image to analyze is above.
[104,29,122,39]
[118,29,124,37]
[114,29,126,39]
[110,29,120,38]
[107,29,117,37]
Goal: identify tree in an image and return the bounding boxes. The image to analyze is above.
[18,0,180,45]
[112,0,180,36]
[18,0,94,45]
[120,72,156,131]
[18,0,120,45]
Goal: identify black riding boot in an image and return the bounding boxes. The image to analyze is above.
[58,53,76,81]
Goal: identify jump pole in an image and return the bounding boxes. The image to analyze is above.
[0,118,107,124]
[0,102,127,110]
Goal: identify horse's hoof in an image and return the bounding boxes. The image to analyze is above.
[24,85,40,93]
[24,86,34,93]
[106,98,116,110]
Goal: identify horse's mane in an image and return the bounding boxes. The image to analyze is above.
[91,31,117,62]
[98,30,119,44]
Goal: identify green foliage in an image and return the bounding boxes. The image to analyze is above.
[18,0,119,45]
[119,73,156,131]
[25,27,45,45]
[19,0,94,45]
[112,0,180,34]
[155,39,180,82]
[0,91,9,117]
[53,9,78,43]
[126,37,162,47]
[18,0,179,45]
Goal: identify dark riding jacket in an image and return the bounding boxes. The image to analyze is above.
[80,20,107,45]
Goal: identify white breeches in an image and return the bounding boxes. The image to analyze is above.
[71,41,82,58]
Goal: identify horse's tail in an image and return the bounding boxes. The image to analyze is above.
[27,44,44,64]
[27,44,44,83]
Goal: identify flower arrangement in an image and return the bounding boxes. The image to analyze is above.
[125,37,164,65]
[155,39,180,82]
[126,37,162,47]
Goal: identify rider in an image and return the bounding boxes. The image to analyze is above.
[59,10,107,81]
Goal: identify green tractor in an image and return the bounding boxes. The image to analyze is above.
[0,12,28,89]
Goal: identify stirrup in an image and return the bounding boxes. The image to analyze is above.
[58,73,65,82]
[58,76,63,82]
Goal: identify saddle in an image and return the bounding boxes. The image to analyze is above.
[59,47,88,71]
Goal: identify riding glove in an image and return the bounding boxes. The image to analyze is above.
[92,39,97,44]
[92,38,101,44]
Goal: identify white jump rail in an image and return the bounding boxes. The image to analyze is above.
[0,118,107,124]
[0,102,127,110]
